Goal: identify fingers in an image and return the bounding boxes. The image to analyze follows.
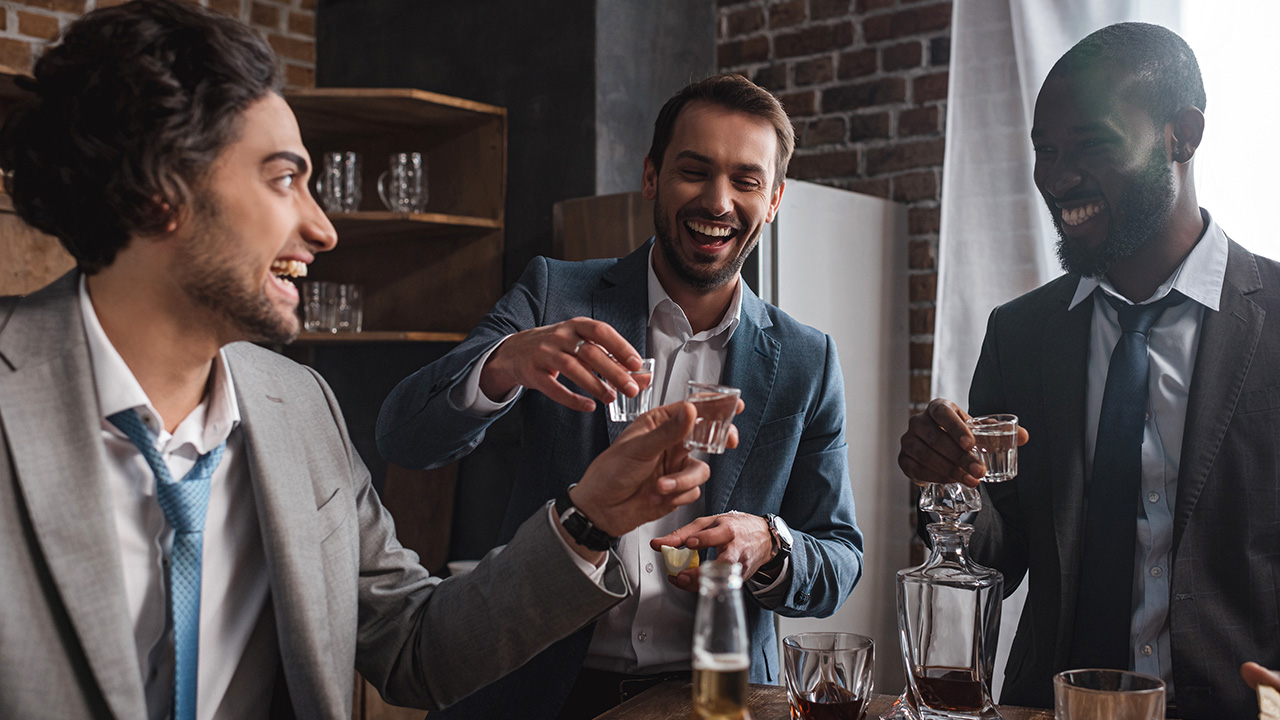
[616,401,697,457]
[652,458,709,499]
[571,319,643,372]
[650,516,718,551]
[1241,662,1280,690]
[898,398,985,486]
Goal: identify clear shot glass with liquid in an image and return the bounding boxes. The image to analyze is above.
[965,414,1018,482]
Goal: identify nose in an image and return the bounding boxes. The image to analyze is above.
[302,190,338,252]
[1040,155,1083,200]
[700,175,734,217]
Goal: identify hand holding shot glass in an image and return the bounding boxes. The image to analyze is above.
[966,413,1019,482]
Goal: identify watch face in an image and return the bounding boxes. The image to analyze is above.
[770,514,793,551]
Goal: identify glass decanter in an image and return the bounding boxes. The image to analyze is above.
[883,483,1003,720]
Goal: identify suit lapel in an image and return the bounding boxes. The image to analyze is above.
[0,274,147,720]
[707,287,777,514]
[1039,278,1091,666]
[1174,241,1263,549]
[230,355,342,718]
[597,243,654,446]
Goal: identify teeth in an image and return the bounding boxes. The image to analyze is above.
[1061,201,1107,227]
[686,220,733,238]
[270,259,308,278]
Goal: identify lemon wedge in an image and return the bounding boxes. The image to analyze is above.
[660,545,699,575]
[1260,685,1280,720]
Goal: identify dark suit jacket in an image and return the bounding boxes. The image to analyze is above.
[0,273,631,719]
[966,240,1280,720]
[378,240,863,719]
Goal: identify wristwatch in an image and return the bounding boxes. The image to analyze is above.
[554,484,616,552]
[752,513,793,583]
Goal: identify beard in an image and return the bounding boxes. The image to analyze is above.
[653,204,757,293]
[1052,145,1176,278]
[173,196,299,345]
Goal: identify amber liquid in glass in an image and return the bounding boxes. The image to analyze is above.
[693,661,749,720]
[791,680,868,720]
[913,666,985,712]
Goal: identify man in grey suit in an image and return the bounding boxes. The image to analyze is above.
[898,23,1280,720]
[0,2,722,719]
[378,74,863,719]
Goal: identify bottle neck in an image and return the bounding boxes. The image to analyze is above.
[925,521,974,565]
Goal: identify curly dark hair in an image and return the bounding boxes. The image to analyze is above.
[647,74,795,191]
[1050,22,1207,125]
[0,0,281,273]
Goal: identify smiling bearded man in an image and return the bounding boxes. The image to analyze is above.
[378,74,864,720]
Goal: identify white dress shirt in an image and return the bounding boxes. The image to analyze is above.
[1068,210,1229,698]
[455,246,787,674]
[80,278,275,720]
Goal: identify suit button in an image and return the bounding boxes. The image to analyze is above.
[794,591,809,605]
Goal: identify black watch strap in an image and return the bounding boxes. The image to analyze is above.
[554,485,616,552]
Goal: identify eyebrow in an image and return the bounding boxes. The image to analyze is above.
[265,150,309,175]
[673,149,767,176]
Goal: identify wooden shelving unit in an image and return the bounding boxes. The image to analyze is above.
[285,87,506,342]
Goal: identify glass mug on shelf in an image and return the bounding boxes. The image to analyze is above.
[377,151,427,213]
[314,151,361,213]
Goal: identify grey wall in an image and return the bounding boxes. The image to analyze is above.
[595,0,715,194]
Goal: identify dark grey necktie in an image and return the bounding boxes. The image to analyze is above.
[1068,290,1184,671]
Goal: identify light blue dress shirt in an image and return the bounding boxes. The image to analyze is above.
[1067,209,1229,699]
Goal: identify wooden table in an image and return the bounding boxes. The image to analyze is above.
[594,680,1055,719]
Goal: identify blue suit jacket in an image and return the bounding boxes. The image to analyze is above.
[378,241,863,719]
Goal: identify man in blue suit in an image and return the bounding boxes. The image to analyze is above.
[378,74,863,720]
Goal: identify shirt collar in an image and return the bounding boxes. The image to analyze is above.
[645,243,743,346]
[79,275,240,451]
[1068,208,1229,311]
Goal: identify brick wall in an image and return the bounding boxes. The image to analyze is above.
[717,0,949,413]
[0,0,316,89]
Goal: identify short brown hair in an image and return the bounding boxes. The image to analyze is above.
[647,74,795,190]
[0,0,280,273]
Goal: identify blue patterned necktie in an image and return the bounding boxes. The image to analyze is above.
[108,408,225,720]
[1068,290,1185,671]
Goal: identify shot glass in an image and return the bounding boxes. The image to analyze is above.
[335,283,363,333]
[966,413,1018,482]
[301,281,337,333]
[783,632,874,720]
[1054,669,1165,720]
[607,358,654,423]
[684,381,740,454]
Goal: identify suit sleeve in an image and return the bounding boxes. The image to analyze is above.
[375,257,552,469]
[761,334,864,618]
[966,305,1030,596]
[309,366,629,710]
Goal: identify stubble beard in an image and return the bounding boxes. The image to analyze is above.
[653,201,757,293]
[174,197,299,345]
[1052,144,1176,278]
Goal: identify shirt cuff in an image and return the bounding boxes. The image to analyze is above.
[448,335,523,415]
[546,502,609,584]
[746,556,792,599]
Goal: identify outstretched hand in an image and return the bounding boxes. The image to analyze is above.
[570,401,712,541]
[479,317,643,412]
[650,510,773,592]
[898,398,1030,487]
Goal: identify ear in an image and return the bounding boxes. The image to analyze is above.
[764,180,785,223]
[1169,106,1205,164]
[641,155,658,201]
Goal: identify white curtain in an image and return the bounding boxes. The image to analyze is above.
[934,0,1184,699]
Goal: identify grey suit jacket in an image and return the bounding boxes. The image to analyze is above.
[966,240,1280,720]
[0,273,630,720]
[378,241,863,719]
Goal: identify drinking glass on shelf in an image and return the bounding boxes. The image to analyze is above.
[376,152,427,213]
[1054,669,1165,720]
[783,632,875,720]
[335,284,363,333]
[315,151,362,213]
[684,381,740,454]
[607,358,654,422]
[301,281,337,333]
[966,414,1018,482]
